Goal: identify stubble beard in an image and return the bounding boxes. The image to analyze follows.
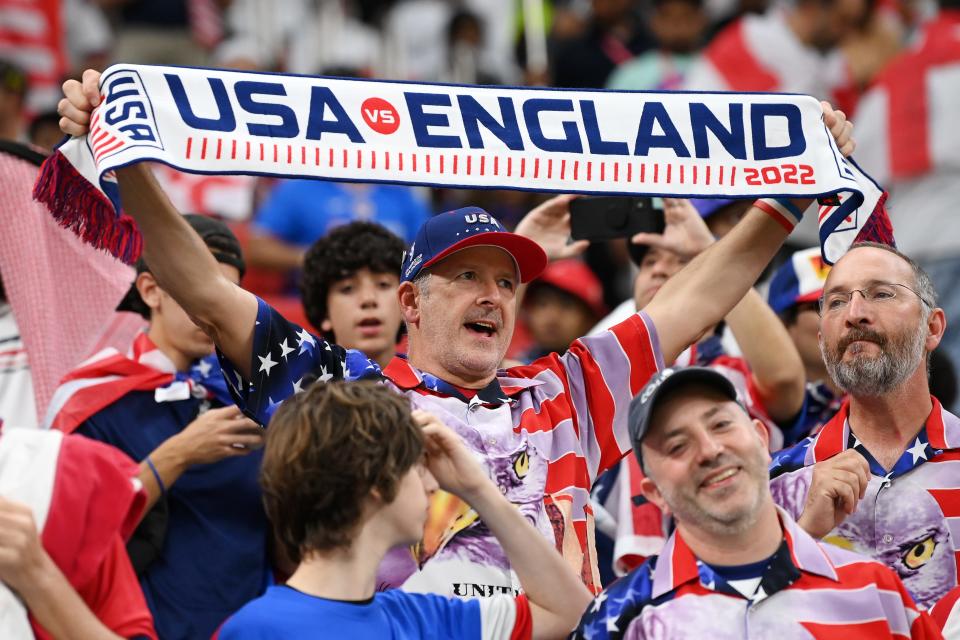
[659,449,770,537]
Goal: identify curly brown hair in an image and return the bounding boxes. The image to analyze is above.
[260,381,423,562]
[300,222,406,340]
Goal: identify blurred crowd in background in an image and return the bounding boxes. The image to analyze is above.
[2,2,957,397]
[2,1,960,637]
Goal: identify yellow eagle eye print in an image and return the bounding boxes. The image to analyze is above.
[903,537,937,570]
[513,450,530,479]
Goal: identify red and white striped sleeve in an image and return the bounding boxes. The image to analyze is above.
[509,311,662,490]
[478,594,532,640]
[931,586,960,639]
[556,312,662,485]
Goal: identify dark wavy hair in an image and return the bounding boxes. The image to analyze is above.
[260,381,423,561]
[301,222,406,338]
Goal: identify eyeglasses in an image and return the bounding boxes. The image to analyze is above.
[818,282,933,315]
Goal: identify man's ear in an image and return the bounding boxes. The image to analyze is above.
[136,272,162,312]
[398,281,421,325]
[320,318,333,333]
[639,467,669,516]
[752,418,772,464]
[926,308,947,353]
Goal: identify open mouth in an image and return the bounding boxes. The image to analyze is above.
[699,467,740,491]
[357,318,384,336]
[464,320,498,338]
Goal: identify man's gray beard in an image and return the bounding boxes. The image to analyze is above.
[822,321,927,397]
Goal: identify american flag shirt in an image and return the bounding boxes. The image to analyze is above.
[571,508,938,639]
[770,397,960,610]
[217,298,663,595]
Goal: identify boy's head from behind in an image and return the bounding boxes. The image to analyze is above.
[301,222,405,360]
[261,381,432,563]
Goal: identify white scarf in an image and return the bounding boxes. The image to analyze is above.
[35,64,892,263]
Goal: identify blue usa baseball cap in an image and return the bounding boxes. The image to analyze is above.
[768,247,831,315]
[400,207,547,283]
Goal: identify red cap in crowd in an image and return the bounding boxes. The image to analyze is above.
[529,259,606,318]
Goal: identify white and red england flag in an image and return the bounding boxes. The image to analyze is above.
[0,426,147,637]
[685,8,859,115]
[43,332,188,434]
[597,454,670,577]
[852,9,960,259]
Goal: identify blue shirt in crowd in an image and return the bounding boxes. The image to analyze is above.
[77,392,269,640]
[216,585,519,640]
[254,179,431,246]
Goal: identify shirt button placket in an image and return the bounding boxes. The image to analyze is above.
[875,479,893,550]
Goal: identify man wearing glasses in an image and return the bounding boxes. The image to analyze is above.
[768,242,956,611]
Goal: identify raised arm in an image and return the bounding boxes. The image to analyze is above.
[417,411,592,639]
[632,197,805,420]
[725,288,806,421]
[60,70,259,378]
[644,103,854,365]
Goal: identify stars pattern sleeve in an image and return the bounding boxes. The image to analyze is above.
[571,561,656,640]
[215,297,381,426]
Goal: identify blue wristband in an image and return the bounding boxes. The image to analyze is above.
[146,456,167,498]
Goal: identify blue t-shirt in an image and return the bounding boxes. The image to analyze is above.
[77,392,269,640]
[217,585,489,639]
[254,179,431,246]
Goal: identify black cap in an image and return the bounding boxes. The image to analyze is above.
[628,367,742,464]
[116,214,245,318]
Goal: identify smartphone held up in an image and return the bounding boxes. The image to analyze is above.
[569,197,665,243]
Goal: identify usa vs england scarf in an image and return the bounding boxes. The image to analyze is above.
[35,64,892,264]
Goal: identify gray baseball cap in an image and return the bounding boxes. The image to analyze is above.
[628,367,743,464]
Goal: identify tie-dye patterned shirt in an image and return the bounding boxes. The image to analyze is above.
[770,397,960,609]
[572,508,938,639]
[217,297,663,595]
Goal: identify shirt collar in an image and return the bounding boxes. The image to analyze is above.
[651,506,837,600]
[130,331,178,374]
[813,396,960,463]
[381,356,541,405]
